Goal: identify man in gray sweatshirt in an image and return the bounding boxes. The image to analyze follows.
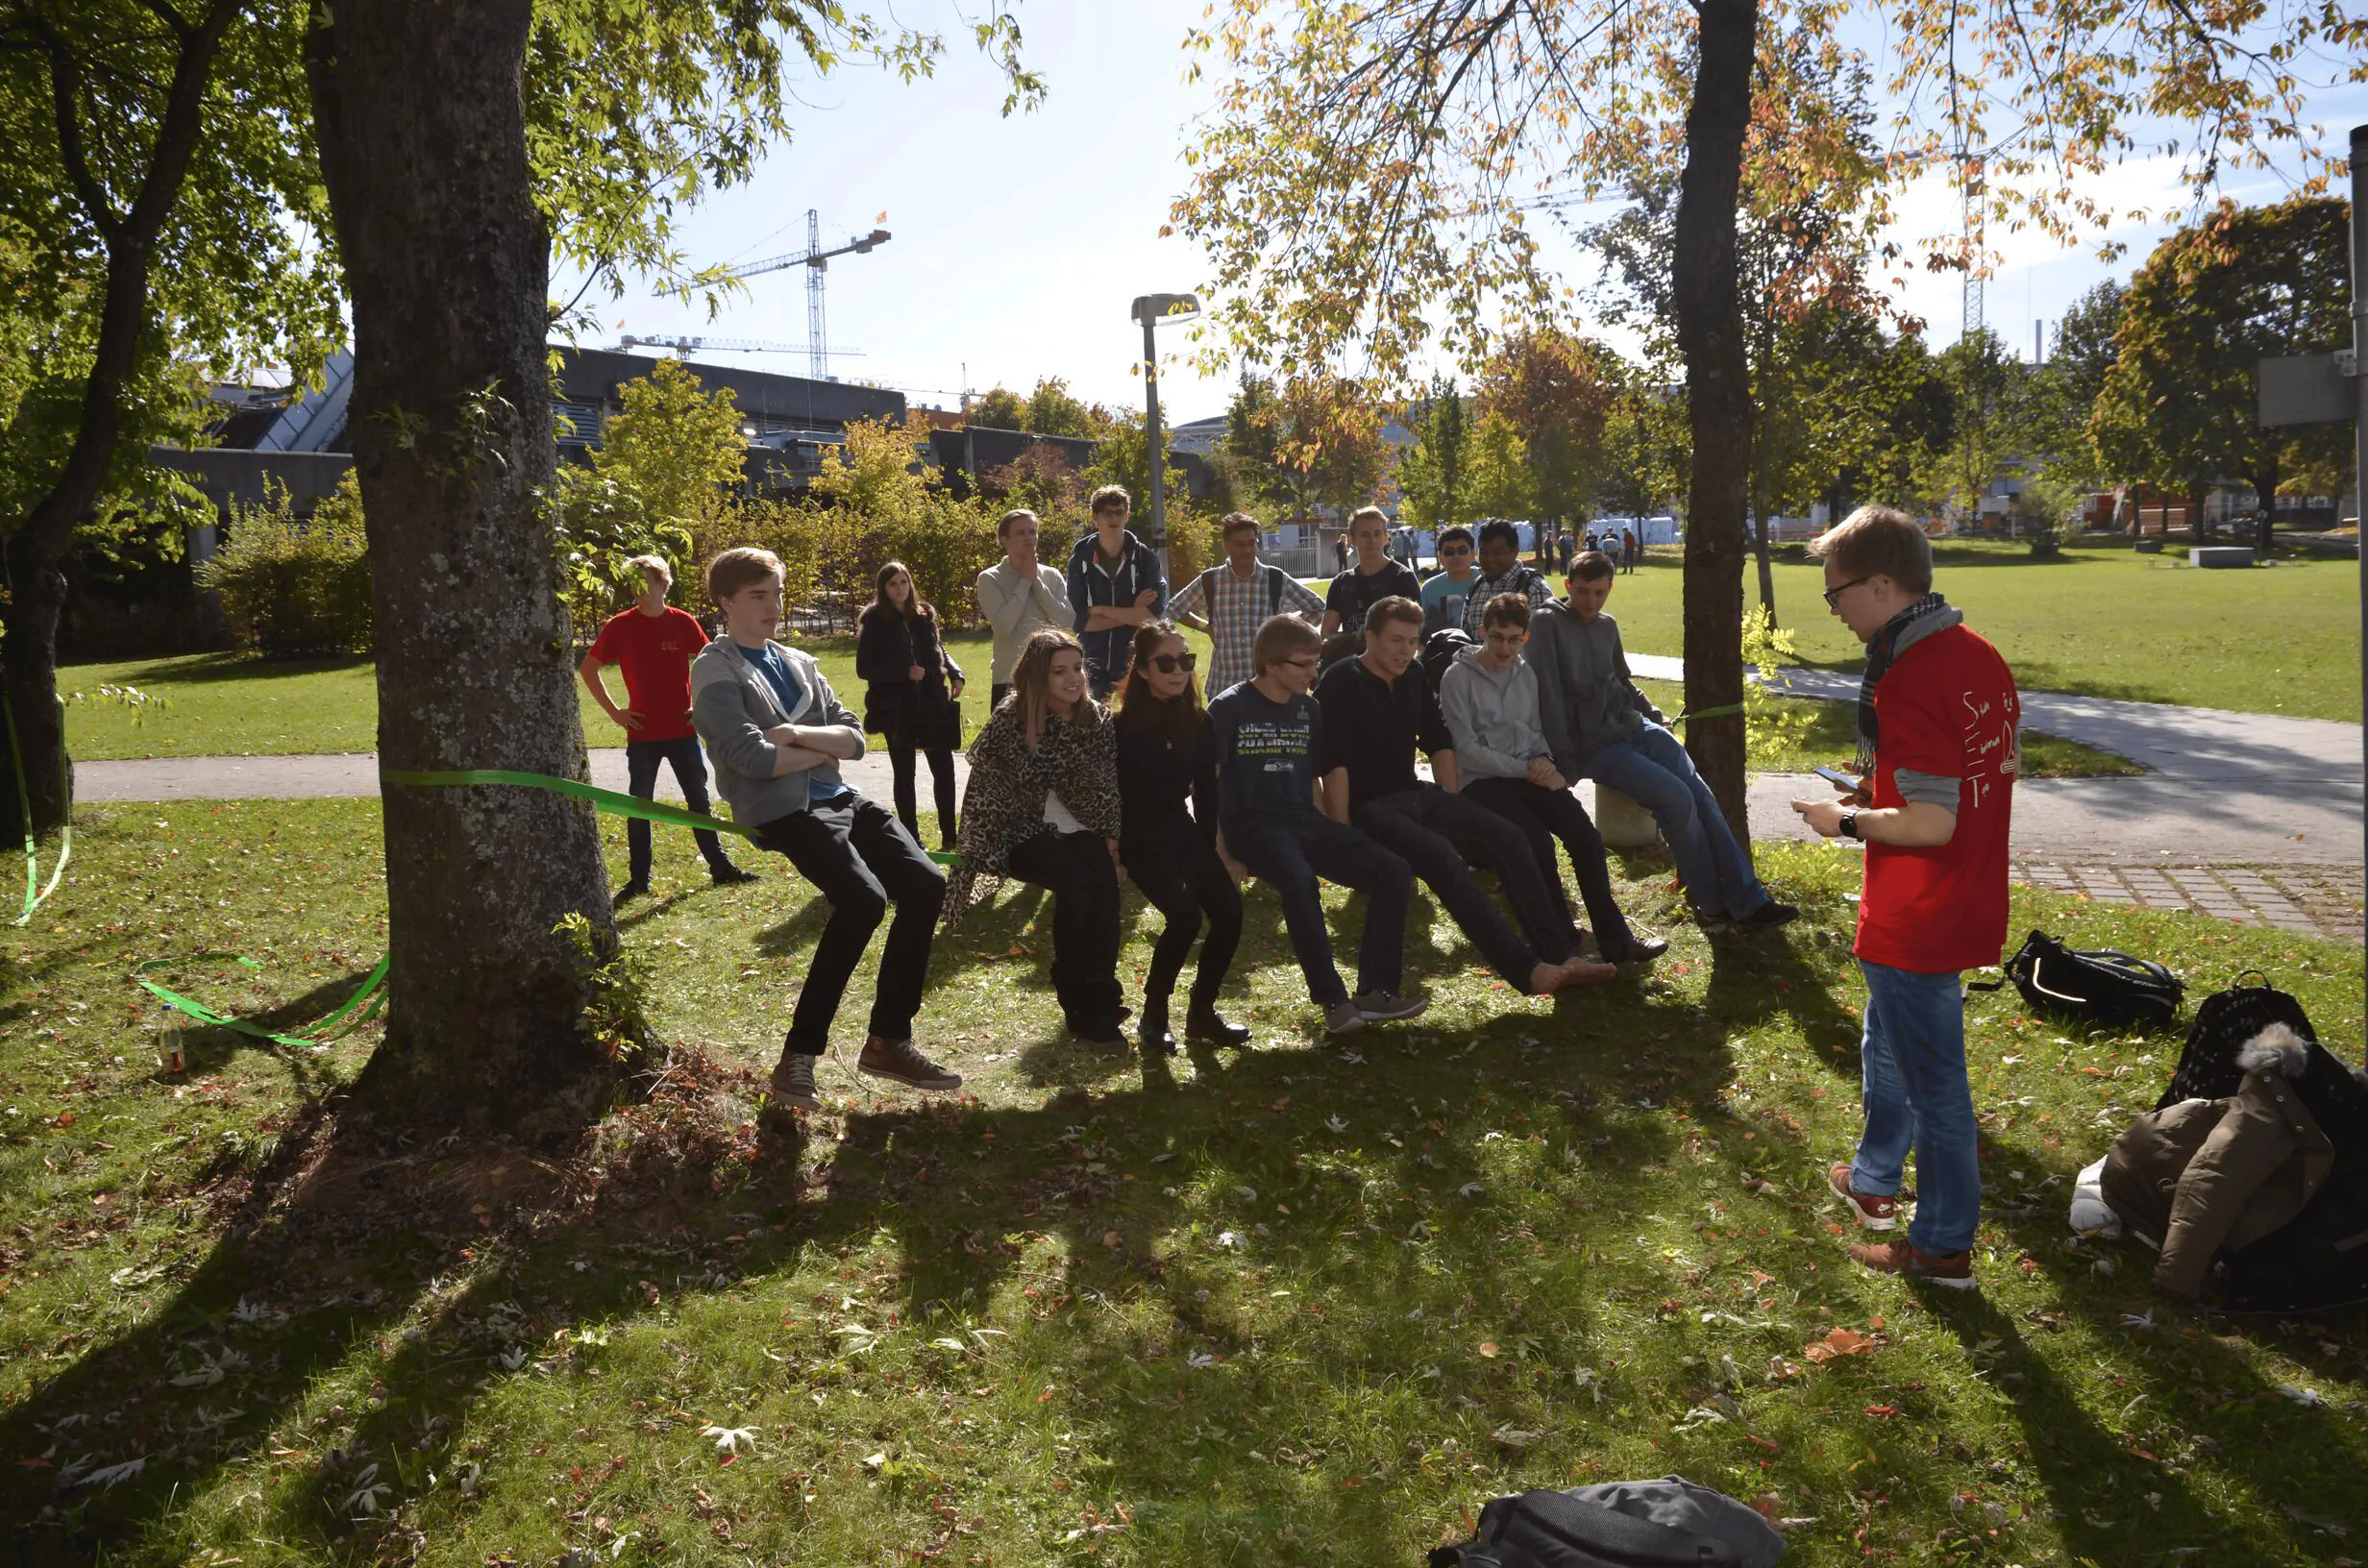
[1527,552,1796,929]
[692,547,963,1114]
[1439,593,1666,965]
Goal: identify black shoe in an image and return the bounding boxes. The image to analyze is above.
[1185,1002,1253,1047]
[710,864,759,886]
[1137,1001,1175,1056]
[1604,933,1669,963]
[1739,899,1800,930]
[615,879,651,903]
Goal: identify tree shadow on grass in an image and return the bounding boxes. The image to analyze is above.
[82,652,376,685]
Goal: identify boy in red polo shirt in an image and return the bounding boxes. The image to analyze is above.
[580,554,757,899]
[1793,506,2018,1290]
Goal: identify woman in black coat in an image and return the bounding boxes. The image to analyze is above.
[855,560,966,849]
[1112,620,1250,1056]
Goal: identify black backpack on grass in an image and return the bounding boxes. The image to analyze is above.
[1428,1479,1785,1568]
[1969,930,2184,1031]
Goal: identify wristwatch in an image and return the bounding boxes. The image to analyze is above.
[1839,808,1862,841]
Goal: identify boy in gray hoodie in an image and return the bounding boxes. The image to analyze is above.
[1527,552,1796,929]
[1439,593,1666,965]
[692,548,961,1114]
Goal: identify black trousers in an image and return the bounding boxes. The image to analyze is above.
[1122,813,1243,1016]
[888,737,959,847]
[625,735,735,882]
[1004,827,1126,1037]
[1460,775,1637,955]
[1226,813,1412,1007]
[1354,785,1578,981]
[751,795,944,1057]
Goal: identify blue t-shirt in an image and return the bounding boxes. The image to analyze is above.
[1209,681,1323,826]
[1421,570,1476,635]
[743,641,851,805]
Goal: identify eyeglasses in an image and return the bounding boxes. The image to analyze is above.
[1822,575,1874,608]
[1148,651,1197,674]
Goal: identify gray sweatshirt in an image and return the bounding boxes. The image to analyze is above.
[1437,645,1552,781]
[974,558,1072,684]
[690,637,866,827]
[1526,600,1667,773]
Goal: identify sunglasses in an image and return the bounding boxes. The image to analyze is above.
[1148,651,1197,674]
[1439,544,1472,556]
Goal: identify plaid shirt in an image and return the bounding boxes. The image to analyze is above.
[1171,561,1325,696]
[1460,563,1556,636]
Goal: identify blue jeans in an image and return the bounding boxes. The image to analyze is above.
[1225,813,1412,1007]
[625,735,737,883]
[1580,723,1766,918]
[1851,960,1982,1256]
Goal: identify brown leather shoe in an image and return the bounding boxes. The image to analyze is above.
[1849,1237,1975,1290]
[855,1036,961,1091]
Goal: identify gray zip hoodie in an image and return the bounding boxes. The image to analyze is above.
[690,637,866,827]
[1526,600,1667,774]
[1437,644,1552,781]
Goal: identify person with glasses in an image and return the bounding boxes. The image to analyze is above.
[1419,525,1480,635]
[1529,551,1797,930]
[1170,511,1326,698]
[1113,622,1252,1055]
[1209,614,1423,1035]
[1791,506,2018,1291]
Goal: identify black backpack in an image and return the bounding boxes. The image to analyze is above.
[1429,1483,1778,1568]
[2156,970,2324,1107]
[1422,626,1474,698]
[1969,930,2184,1031]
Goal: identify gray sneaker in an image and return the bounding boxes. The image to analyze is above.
[769,1052,820,1113]
[1352,990,1429,1022]
[856,1035,962,1091]
[1322,999,1368,1035]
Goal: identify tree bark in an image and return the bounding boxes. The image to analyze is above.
[0,0,242,836]
[1670,0,1758,839]
[306,0,623,1129]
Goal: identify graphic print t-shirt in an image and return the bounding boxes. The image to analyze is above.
[589,605,708,741]
[1209,681,1323,828]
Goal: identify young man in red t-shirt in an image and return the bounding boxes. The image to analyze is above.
[1792,506,2018,1289]
[580,554,757,899]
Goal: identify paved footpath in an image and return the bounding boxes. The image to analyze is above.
[70,672,2367,942]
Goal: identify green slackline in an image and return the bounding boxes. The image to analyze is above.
[5,687,70,927]
[1670,701,1747,725]
[136,767,956,1045]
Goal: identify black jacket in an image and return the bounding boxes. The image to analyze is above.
[855,603,964,735]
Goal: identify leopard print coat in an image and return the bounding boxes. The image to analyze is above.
[942,697,1122,924]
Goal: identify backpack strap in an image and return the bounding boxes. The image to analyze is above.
[1267,564,1287,615]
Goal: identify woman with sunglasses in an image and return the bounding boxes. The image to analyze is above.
[1113,622,1251,1055]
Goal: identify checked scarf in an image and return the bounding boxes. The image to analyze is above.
[1855,593,1961,773]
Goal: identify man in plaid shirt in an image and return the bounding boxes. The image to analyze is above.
[1460,518,1557,636]
[1172,512,1326,697]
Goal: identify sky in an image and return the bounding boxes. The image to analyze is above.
[555,0,2368,429]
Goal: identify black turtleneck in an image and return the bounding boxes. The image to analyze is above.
[1113,691,1218,834]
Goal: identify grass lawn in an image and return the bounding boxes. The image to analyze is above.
[4,803,2363,1565]
[1603,537,2363,722]
[63,619,2137,777]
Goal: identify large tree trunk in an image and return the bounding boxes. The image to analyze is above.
[1670,0,1758,838]
[306,0,623,1129]
[0,0,241,836]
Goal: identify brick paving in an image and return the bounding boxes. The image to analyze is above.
[2013,860,2364,943]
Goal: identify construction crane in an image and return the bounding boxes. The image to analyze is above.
[722,210,890,380]
[614,333,863,360]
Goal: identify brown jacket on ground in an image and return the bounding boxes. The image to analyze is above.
[2103,1025,2335,1298]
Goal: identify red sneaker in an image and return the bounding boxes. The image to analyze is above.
[1829,1162,1897,1231]
[1849,1238,1976,1290]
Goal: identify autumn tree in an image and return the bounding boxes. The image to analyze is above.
[1465,409,1539,520]
[1171,0,2356,834]
[1395,375,1470,529]
[1475,330,1620,552]
[968,384,1029,429]
[0,0,340,834]
[303,0,1036,1125]
[2089,198,2350,554]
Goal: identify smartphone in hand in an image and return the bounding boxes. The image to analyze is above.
[1813,765,1862,794]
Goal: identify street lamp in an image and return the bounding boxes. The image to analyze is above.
[1130,292,1200,551]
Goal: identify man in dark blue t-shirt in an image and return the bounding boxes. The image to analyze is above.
[1210,615,1420,1034]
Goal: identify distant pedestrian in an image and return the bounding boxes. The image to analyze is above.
[975,508,1071,710]
[855,560,966,851]
[1622,527,1639,574]
[580,553,756,900]
[1793,505,2020,1290]
[1065,485,1166,700]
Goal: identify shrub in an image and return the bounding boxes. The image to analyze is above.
[198,473,373,657]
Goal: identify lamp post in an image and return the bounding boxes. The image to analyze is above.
[1129,292,1200,551]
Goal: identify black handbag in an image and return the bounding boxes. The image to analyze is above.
[1969,929,2183,1031]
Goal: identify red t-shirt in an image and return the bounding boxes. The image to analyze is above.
[1856,625,2019,974]
[589,605,708,742]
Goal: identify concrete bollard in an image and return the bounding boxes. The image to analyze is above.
[1591,784,1663,849]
